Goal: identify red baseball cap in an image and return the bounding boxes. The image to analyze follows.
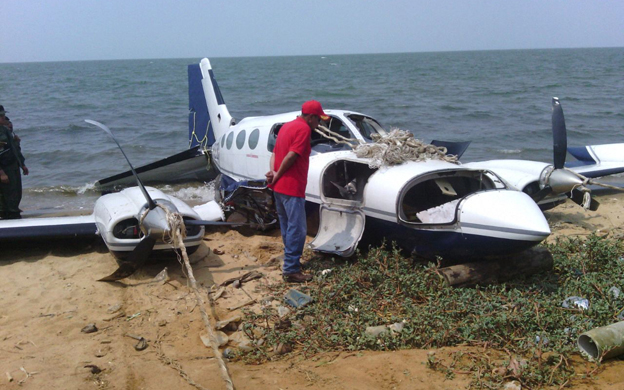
[302,100,330,121]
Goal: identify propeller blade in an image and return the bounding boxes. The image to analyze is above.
[98,235,157,281]
[552,97,567,170]
[85,119,157,210]
[530,186,553,203]
[570,188,600,211]
[184,219,248,227]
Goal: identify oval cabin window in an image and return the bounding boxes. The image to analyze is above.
[249,128,260,150]
[236,130,246,149]
[226,132,234,149]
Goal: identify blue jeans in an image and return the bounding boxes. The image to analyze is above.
[274,192,307,274]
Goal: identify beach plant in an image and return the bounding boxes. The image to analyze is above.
[239,233,624,389]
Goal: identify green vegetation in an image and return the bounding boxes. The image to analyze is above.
[240,234,624,388]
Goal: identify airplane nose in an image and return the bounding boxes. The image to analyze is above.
[141,205,177,237]
[458,190,551,243]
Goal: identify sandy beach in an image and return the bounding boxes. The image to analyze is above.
[2,190,624,390]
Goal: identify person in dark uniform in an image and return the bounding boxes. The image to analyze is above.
[0,105,28,219]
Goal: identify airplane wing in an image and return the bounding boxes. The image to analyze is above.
[0,214,97,240]
[567,143,624,179]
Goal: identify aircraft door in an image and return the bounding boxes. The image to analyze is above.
[308,205,365,257]
[308,159,376,257]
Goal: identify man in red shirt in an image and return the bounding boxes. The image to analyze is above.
[266,100,329,283]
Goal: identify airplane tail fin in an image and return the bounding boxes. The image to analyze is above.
[188,63,214,150]
[198,58,234,141]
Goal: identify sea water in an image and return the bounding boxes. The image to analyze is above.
[0,48,622,214]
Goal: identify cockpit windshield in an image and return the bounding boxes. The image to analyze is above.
[346,114,387,141]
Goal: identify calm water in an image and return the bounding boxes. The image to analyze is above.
[0,48,623,213]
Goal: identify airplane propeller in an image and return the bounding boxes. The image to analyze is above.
[530,99,599,211]
[86,120,243,281]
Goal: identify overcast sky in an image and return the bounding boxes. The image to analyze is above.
[2,0,623,63]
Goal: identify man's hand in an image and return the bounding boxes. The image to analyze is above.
[265,170,275,184]
[22,165,29,176]
[0,170,8,184]
[13,133,20,143]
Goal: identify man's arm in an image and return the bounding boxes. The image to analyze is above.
[0,169,8,184]
[266,152,276,184]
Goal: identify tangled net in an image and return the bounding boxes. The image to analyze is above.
[353,129,459,169]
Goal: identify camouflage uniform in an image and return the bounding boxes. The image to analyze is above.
[0,124,24,219]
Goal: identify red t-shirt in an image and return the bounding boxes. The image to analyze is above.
[271,117,311,198]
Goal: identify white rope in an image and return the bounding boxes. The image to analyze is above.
[158,206,235,390]
[314,125,360,147]
[353,129,459,169]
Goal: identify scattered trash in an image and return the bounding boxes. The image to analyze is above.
[151,267,169,284]
[320,269,333,276]
[365,321,406,337]
[212,286,226,300]
[222,348,235,359]
[106,303,122,314]
[103,311,125,322]
[201,331,229,348]
[81,324,98,334]
[535,335,550,347]
[17,367,37,384]
[274,318,291,330]
[125,334,148,351]
[274,342,292,355]
[562,296,589,311]
[95,346,109,357]
[6,371,12,382]
[216,315,242,330]
[126,312,141,321]
[213,248,225,255]
[388,321,405,333]
[578,320,624,362]
[232,280,242,289]
[348,305,359,313]
[220,271,263,287]
[84,364,102,374]
[609,286,621,300]
[284,289,313,308]
[503,381,521,390]
[365,325,388,337]
[277,305,291,318]
[229,332,254,352]
[227,299,255,311]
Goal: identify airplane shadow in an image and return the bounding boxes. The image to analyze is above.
[0,237,108,264]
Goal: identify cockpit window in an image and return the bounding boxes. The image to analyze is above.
[346,114,387,141]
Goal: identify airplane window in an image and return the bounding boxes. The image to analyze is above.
[268,124,283,152]
[226,132,234,149]
[249,128,260,150]
[236,130,246,149]
[347,114,387,140]
[220,134,225,148]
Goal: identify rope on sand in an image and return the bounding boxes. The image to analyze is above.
[159,206,236,390]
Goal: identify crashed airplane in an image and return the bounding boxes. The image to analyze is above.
[2,57,623,277]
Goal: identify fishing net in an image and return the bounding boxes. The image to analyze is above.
[353,129,459,168]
